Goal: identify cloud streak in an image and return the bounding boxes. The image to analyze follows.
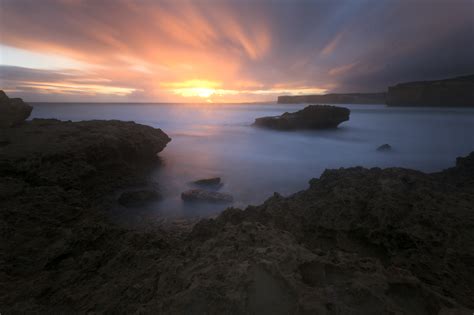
[0,0,473,102]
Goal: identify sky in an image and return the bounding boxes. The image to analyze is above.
[0,0,473,103]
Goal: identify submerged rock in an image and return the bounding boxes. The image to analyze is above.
[0,90,33,128]
[118,189,161,207]
[377,143,392,151]
[253,104,350,130]
[181,189,233,203]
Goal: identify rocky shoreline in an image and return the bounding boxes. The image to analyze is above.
[1,93,473,313]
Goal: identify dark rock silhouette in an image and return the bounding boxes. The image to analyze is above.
[387,74,474,107]
[277,74,474,107]
[0,90,33,127]
[118,189,161,207]
[377,143,392,151]
[192,177,223,189]
[0,118,170,197]
[278,92,386,104]
[181,189,233,203]
[253,105,350,130]
[194,177,221,185]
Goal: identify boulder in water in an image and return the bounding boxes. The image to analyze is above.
[253,105,350,130]
[0,90,33,128]
[377,144,392,151]
[192,177,223,189]
[181,189,233,203]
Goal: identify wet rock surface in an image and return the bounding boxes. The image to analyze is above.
[0,90,33,127]
[253,104,350,130]
[1,113,473,313]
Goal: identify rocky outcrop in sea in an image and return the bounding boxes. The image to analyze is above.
[253,105,350,130]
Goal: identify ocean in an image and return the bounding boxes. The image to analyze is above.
[31,102,474,221]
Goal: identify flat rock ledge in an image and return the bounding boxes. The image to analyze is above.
[0,118,171,196]
[253,104,350,130]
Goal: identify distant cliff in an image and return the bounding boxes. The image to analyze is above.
[386,75,474,107]
[277,93,386,104]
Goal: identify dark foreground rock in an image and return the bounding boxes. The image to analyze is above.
[253,105,350,130]
[0,118,171,196]
[118,189,161,207]
[179,153,474,314]
[0,117,172,313]
[181,189,233,203]
[1,114,473,312]
[0,90,33,127]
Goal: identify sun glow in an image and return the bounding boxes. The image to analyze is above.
[162,80,219,98]
[173,86,216,98]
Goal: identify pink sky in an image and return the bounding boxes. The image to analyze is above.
[1,0,473,102]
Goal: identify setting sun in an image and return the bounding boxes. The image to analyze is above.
[177,87,215,98]
[162,80,218,98]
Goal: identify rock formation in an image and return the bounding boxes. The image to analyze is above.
[1,95,473,313]
[386,74,474,107]
[377,143,392,151]
[253,105,350,130]
[278,92,386,104]
[0,118,170,196]
[181,189,233,203]
[171,153,474,314]
[0,113,174,312]
[0,90,33,127]
[118,189,161,207]
[193,177,222,187]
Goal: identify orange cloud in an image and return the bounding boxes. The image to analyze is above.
[2,0,471,101]
[321,32,344,56]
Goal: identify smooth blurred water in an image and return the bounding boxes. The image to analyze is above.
[31,102,474,220]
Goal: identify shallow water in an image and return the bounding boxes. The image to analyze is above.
[31,102,474,220]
